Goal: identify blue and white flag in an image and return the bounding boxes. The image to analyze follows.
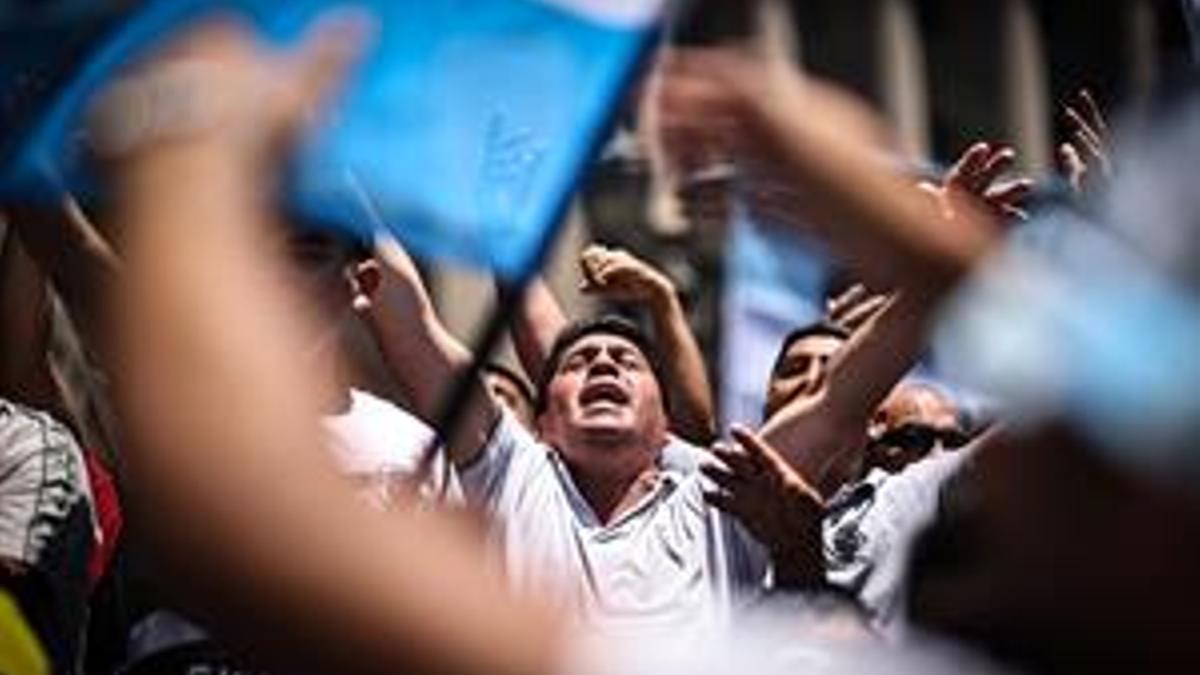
[1,0,669,279]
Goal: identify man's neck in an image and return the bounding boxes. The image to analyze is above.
[563,442,661,525]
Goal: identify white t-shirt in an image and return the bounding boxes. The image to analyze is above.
[460,412,767,638]
[322,388,459,507]
[824,447,974,636]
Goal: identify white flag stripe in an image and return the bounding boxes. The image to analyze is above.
[532,0,668,27]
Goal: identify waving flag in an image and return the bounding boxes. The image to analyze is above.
[1,0,670,279]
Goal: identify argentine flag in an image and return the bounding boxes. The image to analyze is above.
[2,0,669,279]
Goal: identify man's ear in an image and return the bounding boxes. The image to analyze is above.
[349,259,382,312]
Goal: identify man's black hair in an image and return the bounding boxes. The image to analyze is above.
[484,362,535,409]
[770,321,851,377]
[534,315,670,415]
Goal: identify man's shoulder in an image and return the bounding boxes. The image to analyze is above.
[0,399,81,461]
[659,436,708,475]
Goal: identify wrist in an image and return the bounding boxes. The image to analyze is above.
[645,276,680,314]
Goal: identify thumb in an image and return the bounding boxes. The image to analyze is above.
[278,10,376,143]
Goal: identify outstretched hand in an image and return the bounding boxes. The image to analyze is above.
[920,142,1033,223]
[1057,89,1112,198]
[825,283,891,336]
[95,11,371,172]
[703,425,826,588]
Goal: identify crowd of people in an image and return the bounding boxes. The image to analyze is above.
[2,6,1200,675]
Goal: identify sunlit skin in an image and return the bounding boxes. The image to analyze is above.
[487,372,535,430]
[763,333,847,420]
[283,232,379,414]
[864,384,961,475]
[536,333,669,521]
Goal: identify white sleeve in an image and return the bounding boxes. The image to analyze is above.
[457,409,545,510]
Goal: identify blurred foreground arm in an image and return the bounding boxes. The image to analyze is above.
[111,16,563,675]
[658,49,1001,293]
[659,49,1003,487]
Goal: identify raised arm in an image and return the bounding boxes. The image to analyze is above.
[658,49,1009,488]
[580,244,718,443]
[658,49,1001,294]
[759,289,936,493]
[110,16,563,675]
[504,276,569,387]
[357,236,500,467]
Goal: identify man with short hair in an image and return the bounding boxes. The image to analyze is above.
[468,316,765,635]
[763,322,850,422]
[366,262,768,635]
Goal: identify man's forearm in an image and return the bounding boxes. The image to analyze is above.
[648,290,717,444]
[507,277,568,386]
[760,289,939,488]
[366,297,499,467]
[740,70,1000,294]
[115,146,561,675]
[822,289,934,432]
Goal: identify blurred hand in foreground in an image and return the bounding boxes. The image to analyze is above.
[920,142,1034,223]
[656,47,999,292]
[825,283,891,337]
[1057,89,1113,198]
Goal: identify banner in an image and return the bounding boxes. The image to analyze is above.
[1,0,668,280]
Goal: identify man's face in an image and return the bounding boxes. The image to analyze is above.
[537,333,668,473]
[864,385,965,474]
[764,334,846,420]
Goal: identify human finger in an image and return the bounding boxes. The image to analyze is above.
[826,283,868,317]
[710,441,761,479]
[1076,89,1110,140]
[700,461,748,493]
[729,425,781,467]
[1065,106,1103,156]
[984,178,1034,206]
[1057,142,1085,193]
[282,10,376,134]
[997,204,1028,222]
[972,146,1016,193]
[702,488,746,518]
[946,142,992,186]
[834,293,890,333]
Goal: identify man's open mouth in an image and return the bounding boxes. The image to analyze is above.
[579,379,631,408]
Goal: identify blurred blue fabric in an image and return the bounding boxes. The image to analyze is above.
[1,0,665,279]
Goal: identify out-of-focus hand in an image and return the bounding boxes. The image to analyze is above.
[825,283,891,336]
[95,12,371,173]
[702,425,826,587]
[1057,89,1112,198]
[578,244,675,307]
[655,48,891,182]
[920,142,1034,223]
